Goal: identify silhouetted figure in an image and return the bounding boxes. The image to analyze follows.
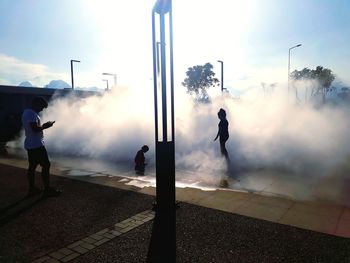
[21,97,61,198]
[135,145,149,175]
[214,108,230,187]
[214,108,230,160]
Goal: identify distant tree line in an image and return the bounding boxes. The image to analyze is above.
[290,66,335,97]
[182,63,337,103]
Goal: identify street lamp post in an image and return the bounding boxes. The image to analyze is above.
[102,79,109,91]
[217,60,224,94]
[102,73,117,89]
[70,59,80,90]
[149,0,176,261]
[288,44,302,93]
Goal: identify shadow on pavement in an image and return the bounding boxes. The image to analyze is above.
[0,194,44,227]
[147,209,176,263]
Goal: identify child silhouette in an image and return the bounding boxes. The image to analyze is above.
[134,145,149,175]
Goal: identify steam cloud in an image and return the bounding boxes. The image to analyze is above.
[32,82,350,194]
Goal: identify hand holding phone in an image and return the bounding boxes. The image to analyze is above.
[43,121,55,129]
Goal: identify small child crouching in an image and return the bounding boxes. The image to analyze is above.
[134,145,149,175]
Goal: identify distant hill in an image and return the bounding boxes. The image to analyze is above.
[18,81,33,87]
[17,79,101,91]
[44,80,71,89]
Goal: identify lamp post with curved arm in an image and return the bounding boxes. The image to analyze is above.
[102,72,117,89]
[70,59,80,90]
[288,44,302,93]
[217,60,224,94]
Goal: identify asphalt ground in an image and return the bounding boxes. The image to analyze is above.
[1,163,350,263]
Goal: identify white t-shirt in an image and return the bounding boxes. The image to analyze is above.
[21,109,44,150]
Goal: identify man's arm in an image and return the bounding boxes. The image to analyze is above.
[30,121,55,132]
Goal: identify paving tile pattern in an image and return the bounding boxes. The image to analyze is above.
[31,210,155,263]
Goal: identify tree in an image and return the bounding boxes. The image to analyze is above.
[290,66,335,95]
[290,67,312,80]
[312,66,335,91]
[182,63,219,101]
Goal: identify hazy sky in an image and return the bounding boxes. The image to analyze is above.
[0,0,349,92]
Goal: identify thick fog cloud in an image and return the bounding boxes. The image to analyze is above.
[44,86,154,161]
[38,82,350,182]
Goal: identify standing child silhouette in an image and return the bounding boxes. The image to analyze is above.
[214,108,230,188]
[214,108,230,161]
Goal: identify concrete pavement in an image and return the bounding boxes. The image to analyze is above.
[1,156,350,262]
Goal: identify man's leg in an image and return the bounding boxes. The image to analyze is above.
[41,160,50,190]
[38,147,51,190]
[27,162,37,189]
[39,147,61,197]
[27,149,40,195]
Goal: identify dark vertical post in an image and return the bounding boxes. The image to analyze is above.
[218,60,224,94]
[70,60,74,90]
[70,59,80,90]
[288,48,291,94]
[103,79,109,90]
[148,0,176,262]
[102,73,117,89]
[288,44,302,96]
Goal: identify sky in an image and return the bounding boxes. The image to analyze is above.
[0,0,349,93]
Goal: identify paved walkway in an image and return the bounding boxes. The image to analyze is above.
[1,156,350,238]
[1,157,350,262]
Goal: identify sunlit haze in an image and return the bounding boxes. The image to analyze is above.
[1,0,349,91]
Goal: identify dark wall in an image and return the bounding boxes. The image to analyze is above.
[0,85,98,143]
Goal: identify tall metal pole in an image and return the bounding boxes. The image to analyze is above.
[218,60,224,94]
[102,79,109,90]
[148,0,176,261]
[70,59,80,90]
[70,60,74,90]
[287,44,301,94]
[288,48,291,93]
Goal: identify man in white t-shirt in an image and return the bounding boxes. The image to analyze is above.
[22,96,60,197]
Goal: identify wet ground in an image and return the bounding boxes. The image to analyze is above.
[6,146,350,206]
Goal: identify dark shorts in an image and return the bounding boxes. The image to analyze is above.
[27,146,50,167]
